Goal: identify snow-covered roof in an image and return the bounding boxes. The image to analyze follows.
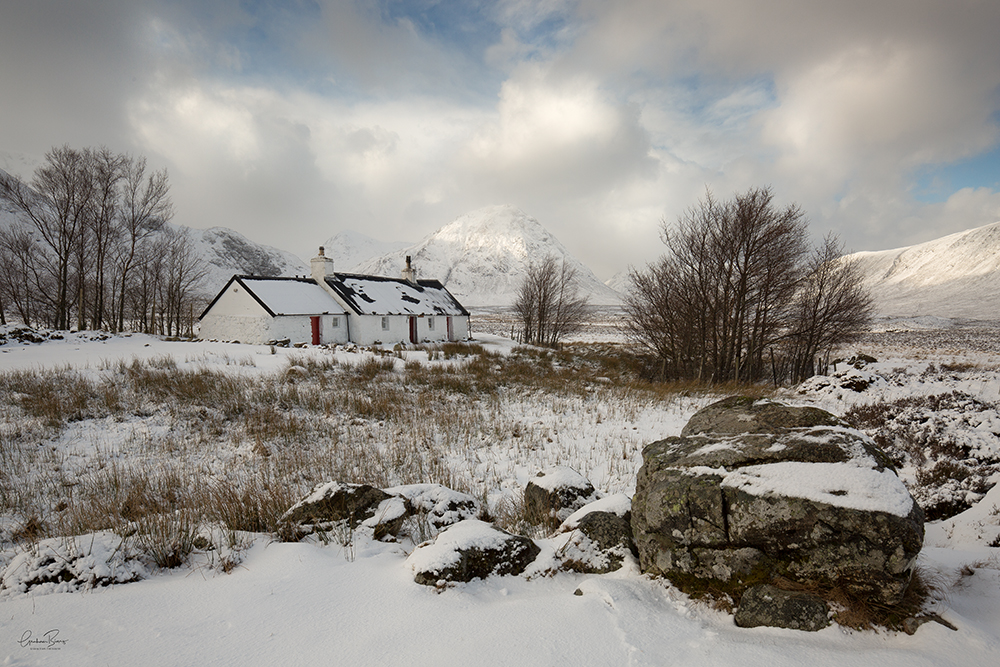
[239,278,347,316]
[325,274,468,317]
[199,273,468,320]
[199,276,347,319]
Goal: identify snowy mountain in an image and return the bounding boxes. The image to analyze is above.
[605,270,634,295]
[187,225,309,296]
[354,205,622,307]
[320,230,411,272]
[847,220,1000,319]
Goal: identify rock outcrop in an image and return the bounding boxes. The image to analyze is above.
[632,397,924,611]
[280,482,400,540]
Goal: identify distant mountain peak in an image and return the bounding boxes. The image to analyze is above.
[355,206,620,307]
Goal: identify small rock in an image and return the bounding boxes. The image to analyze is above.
[525,466,600,530]
[407,520,540,585]
[559,511,637,574]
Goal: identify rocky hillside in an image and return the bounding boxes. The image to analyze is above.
[189,225,309,297]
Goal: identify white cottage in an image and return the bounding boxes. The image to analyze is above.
[198,248,470,346]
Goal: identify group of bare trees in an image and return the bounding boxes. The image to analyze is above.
[514,255,589,347]
[0,146,206,335]
[624,187,872,384]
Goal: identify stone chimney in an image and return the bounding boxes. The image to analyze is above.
[401,255,417,285]
[311,246,334,283]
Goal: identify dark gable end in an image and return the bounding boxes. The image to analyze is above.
[199,275,334,320]
[198,275,281,320]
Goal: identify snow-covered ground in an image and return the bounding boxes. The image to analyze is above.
[1,326,999,666]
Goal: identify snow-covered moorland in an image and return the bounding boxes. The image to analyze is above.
[0,324,998,666]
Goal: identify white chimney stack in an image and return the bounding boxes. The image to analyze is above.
[311,246,334,283]
[401,255,417,284]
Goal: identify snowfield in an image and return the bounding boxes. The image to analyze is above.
[1,325,999,666]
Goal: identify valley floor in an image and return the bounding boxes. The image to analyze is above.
[0,323,998,666]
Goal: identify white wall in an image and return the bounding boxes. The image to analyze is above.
[346,314,471,345]
[268,314,350,345]
[199,285,350,345]
[199,313,273,343]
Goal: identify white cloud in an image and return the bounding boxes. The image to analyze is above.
[4,0,1000,278]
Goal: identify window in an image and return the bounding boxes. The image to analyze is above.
[330,316,340,327]
[427,316,435,330]
[381,316,390,330]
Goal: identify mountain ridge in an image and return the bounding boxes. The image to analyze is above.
[846,220,1000,319]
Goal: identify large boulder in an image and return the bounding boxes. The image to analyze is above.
[632,397,924,609]
[406,520,540,586]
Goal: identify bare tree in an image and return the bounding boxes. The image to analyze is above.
[0,146,93,329]
[0,145,190,334]
[113,156,171,332]
[0,224,47,326]
[784,235,873,383]
[625,187,872,384]
[514,256,589,347]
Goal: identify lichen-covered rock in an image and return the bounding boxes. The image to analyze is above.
[525,466,600,530]
[406,520,540,585]
[632,397,924,607]
[680,396,844,437]
[735,585,831,632]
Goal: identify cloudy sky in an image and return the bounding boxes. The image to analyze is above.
[2,0,999,279]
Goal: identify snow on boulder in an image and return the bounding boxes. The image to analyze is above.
[524,466,600,530]
[631,396,924,612]
[556,511,638,575]
[0,532,147,597]
[385,484,481,533]
[406,520,540,586]
[796,367,888,396]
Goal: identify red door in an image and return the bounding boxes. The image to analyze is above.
[311,316,320,345]
[408,316,418,344]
